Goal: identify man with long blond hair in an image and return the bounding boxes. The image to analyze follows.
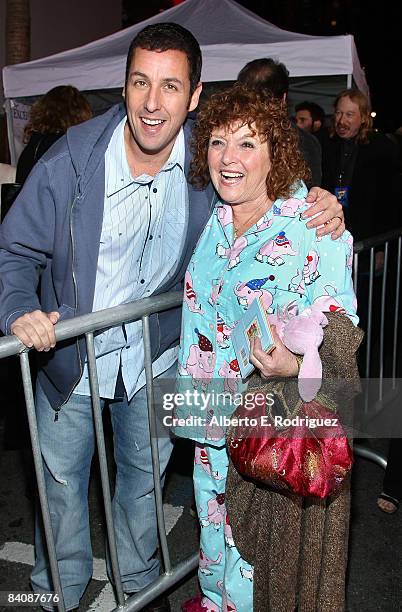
[322,87,398,242]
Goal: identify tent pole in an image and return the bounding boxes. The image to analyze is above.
[4,99,17,166]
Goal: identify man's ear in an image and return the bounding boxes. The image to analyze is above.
[189,82,202,112]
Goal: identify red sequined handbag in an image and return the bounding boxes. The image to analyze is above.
[227,394,353,499]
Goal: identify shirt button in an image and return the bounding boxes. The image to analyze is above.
[153,187,157,193]
[149,235,153,240]
[140,279,145,284]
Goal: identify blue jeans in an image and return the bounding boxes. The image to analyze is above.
[31,363,176,611]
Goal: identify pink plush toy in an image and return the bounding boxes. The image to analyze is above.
[269,302,328,402]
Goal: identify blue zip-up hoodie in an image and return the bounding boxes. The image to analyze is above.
[0,104,215,410]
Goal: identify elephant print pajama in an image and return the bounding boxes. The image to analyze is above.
[175,183,357,611]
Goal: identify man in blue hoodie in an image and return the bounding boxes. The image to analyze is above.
[0,23,344,612]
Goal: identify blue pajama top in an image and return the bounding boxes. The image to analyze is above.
[174,182,358,446]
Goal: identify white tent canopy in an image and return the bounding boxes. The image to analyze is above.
[3,0,368,97]
[3,0,368,163]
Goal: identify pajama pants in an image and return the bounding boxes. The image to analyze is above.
[194,442,253,612]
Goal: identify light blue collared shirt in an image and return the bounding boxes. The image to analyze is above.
[75,116,187,399]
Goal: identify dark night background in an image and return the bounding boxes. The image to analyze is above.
[122,0,402,133]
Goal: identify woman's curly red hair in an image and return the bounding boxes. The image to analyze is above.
[190,83,310,199]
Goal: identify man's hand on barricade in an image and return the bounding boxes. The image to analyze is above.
[11,310,60,351]
[303,187,345,240]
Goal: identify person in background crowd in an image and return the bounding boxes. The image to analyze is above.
[321,88,399,333]
[0,22,344,612]
[295,100,328,144]
[1,86,92,222]
[16,85,93,184]
[321,88,398,244]
[237,58,322,187]
[322,90,401,493]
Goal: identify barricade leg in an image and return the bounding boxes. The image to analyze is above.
[142,315,172,574]
[86,332,125,607]
[19,352,66,612]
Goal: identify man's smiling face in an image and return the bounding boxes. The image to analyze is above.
[123,47,201,163]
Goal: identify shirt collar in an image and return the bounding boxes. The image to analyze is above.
[163,126,185,173]
[106,118,185,197]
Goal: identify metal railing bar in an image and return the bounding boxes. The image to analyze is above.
[365,248,375,379]
[392,237,401,385]
[379,242,388,399]
[373,388,400,415]
[353,227,402,253]
[142,315,172,575]
[19,352,66,612]
[86,332,125,607]
[0,291,183,359]
[354,444,387,470]
[121,552,198,612]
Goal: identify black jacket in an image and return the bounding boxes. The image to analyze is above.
[16,132,62,184]
[321,132,399,240]
[296,126,322,188]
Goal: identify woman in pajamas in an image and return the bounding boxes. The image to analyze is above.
[176,84,357,612]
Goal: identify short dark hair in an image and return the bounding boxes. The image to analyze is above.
[295,101,325,124]
[237,58,289,99]
[125,23,202,95]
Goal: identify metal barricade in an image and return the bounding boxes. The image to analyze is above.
[352,227,402,470]
[0,228,401,610]
[0,292,188,612]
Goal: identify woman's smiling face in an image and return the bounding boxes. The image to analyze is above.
[207,122,271,208]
